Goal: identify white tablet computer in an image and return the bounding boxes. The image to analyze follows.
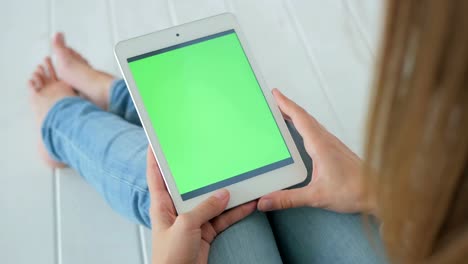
[114,13,306,214]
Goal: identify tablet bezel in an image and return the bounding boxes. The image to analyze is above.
[114,13,307,214]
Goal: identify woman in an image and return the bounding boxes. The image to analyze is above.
[29,0,467,263]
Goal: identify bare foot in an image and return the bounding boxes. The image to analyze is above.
[29,57,77,168]
[52,32,114,110]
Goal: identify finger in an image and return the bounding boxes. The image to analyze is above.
[45,57,58,81]
[146,147,175,229]
[185,189,230,228]
[279,108,292,121]
[200,222,217,243]
[211,201,257,233]
[272,89,323,155]
[146,147,166,194]
[258,188,311,211]
[272,89,291,121]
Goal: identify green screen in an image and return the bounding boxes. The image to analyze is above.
[128,30,292,199]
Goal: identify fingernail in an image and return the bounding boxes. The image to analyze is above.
[214,189,228,200]
[259,199,273,211]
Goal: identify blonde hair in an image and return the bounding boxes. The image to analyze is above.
[365,0,468,263]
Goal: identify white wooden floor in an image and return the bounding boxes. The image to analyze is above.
[1,1,383,263]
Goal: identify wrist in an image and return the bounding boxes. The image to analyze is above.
[362,187,380,219]
[357,160,380,219]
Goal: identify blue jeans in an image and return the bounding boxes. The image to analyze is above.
[42,79,387,263]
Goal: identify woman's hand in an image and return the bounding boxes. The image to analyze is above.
[258,89,377,215]
[146,148,257,264]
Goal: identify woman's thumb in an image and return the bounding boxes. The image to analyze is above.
[258,189,310,211]
[185,189,230,227]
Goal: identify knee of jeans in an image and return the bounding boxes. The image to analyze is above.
[42,97,97,163]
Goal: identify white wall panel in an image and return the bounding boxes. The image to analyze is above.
[0,0,56,263]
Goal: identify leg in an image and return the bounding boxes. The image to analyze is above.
[27,40,149,225]
[268,209,386,263]
[268,123,388,263]
[43,96,152,226]
[52,33,114,110]
[52,33,141,126]
[29,56,77,168]
[209,211,283,264]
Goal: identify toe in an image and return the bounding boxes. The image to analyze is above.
[30,78,41,91]
[71,49,88,63]
[53,32,66,48]
[37,65,51,86]
[45,57,58,81]
[70,49,79,59]
[33,72,44,89]
[28,79,37,90]
[38,65,46,78]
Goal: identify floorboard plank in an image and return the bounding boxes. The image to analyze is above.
[171,0,226,25]
[345,0,384,56]
[288,0,375,155]
[143,229,153,263]
[56,169,143,264]
[51,0,143,263]
[112,0,172,42]
[0,1,56,263]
